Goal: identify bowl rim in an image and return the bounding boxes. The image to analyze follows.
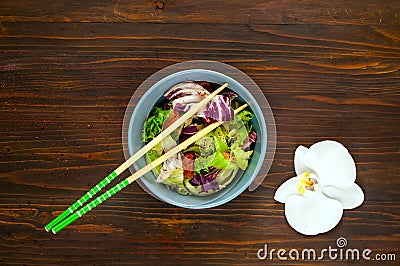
[122,60,276,208]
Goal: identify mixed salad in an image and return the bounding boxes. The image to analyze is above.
[142,81,257,196]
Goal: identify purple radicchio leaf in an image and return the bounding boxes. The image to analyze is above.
[172,96,202,112]
[199,95,234,122]
[201,179,219,193]
[181,124,199,135]
[223,91,238,100]
[166,82,234,122]
[164,81,209,100]
[190,169,220,192]
[173,95,234,123]
[242,131,257,151]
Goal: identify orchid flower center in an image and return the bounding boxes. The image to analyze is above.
[297,171,318,195]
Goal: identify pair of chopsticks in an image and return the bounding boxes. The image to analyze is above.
[45,82,247,234]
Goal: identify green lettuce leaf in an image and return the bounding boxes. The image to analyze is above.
[213,126,228,143]
[210,151,230,169]
[238,110,253,123]
[142,107,171,142]
[217,163,239,187]
[212,134,228,153]
[161,168,191,195]
[194,151,231,171]
[194,155,213,172]
[237,109,254,133]
[231,143,253,170]
[145,142,163,175]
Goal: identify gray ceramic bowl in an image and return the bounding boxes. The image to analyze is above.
[122,61,275,208]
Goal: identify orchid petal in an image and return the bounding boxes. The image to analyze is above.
[304,140,356,189]
[294,145,308,176]
[285,191,343,235]
[323,183,364,210]
[274,176,300,203]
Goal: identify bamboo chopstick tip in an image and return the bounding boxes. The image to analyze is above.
[213,83,228,94]
[51,229,57,234]
[234,104,248,114]
[220,83,228,90]
[44,227,50,232]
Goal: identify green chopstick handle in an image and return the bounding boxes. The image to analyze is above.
[51,213,80,234]
[44,209,72,232]
[44,171,118,232]
[51,179,130,234]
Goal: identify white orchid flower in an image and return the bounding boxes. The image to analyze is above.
[274,140,364,235]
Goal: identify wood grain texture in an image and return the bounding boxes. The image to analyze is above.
[0,0,399,26]
[0,0,399,265]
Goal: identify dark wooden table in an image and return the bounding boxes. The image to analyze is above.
[0,1,399,265]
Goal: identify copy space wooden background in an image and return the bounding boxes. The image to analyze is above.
[0,1,399,265]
